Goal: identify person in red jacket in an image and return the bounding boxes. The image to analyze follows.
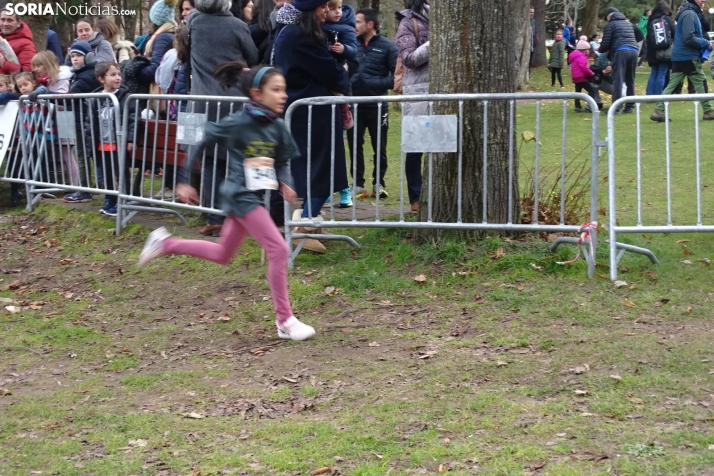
[569,36,602,113]
[0,9,36,75]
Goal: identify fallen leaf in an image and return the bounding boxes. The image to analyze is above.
[183,412,205,419]
[368,342,379,347]
[676,239,691,244]
[323,286,337,295]
[687,306,692,314]
[610,375,622,381]
[570,364,590,374]
[438,463,448,473]
[216,315,231,322]
[0,388,12,396]
[496,247,505,258]
[682,260,693,265]
[530,263,542,271]
[413,274,427,284]
[698,258,711,265]
[614,280,628,288]
[497,360,508,367]
[574,389,589,395]
[642,234,652,241]
[282,377,298,383]
[527,461,547,471]
[128,439,148,447]
[4,305,20,313]
[517,284,524,291]
[627,395,644,405]
[623,301,636,308]
[311,468,333,476]
[443,437,451,446]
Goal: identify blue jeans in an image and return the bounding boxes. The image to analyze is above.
[647,63,670,96]
[405,153,422,204]
[302,196,328,218]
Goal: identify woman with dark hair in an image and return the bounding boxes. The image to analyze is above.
[179,0,195,21]
[250,0,276,62]
[395,0,429,212]
[645,1,675,95]
[231,0,254,22]
[63,17,114,66]
[273,0,350,253]
[137,0,177,85]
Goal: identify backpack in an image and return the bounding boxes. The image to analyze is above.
[650,18,673,50]
[393,17,419,95]
[120,55,151,96]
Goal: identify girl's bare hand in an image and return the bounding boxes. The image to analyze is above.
[279,182,298,204]
[330,43,345,54]
[177,183,199,205]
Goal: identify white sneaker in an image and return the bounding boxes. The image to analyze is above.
[373,184,388,198]
[138,226,171,267]
[353,185,366,195]
[276,316,316,341]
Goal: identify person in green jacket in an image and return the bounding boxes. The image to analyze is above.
[549,29,566,87]
[638,9,651,66]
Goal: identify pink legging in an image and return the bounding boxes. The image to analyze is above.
[161,206,293,323]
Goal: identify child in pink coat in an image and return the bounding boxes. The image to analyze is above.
[569,36,602,112]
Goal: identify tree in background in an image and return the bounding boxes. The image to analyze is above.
[418,0,521,240]
[531,0,547,67]
[582,0,600,37]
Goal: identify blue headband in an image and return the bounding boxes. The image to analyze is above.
[252,67,272,90]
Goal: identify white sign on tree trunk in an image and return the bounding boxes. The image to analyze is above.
[401,115,458,153]
[0,101,19,167]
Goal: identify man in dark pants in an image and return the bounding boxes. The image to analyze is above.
[347,8,398,199]
[599,7,639,114]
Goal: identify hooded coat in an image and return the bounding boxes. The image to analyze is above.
[1,21,36,74]
[64,32,114,67]
[69,61,101,94]
[395,8,429,115]
[186,8,258,118]
[273,22,350,199]
[321,4,358,60]
[673,1,710,61]
[598,12,639,55]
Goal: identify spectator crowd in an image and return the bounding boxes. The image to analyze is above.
[1,0,431,255]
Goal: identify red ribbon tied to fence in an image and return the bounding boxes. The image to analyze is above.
[556,221,598,266]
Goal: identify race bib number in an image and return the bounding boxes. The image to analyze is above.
[244,157,278,190]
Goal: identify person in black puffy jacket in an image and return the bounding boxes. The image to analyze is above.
[598,7,639,113]
[346,8,398,197]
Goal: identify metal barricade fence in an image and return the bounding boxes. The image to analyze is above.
[116,94,249,236]
[13,93,122,211]
[285,93,602,275]
[607,94,714,281]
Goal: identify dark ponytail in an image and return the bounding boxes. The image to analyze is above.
[212,61,282,96]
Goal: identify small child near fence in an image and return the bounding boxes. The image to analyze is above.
[30,51,80,194]
[137,62,316,341]
[0,74,11,93]
[569,36,602,113]
[549,29,566,88]
[92,61,138,217]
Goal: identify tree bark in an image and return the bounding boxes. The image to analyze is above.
[513,0,530,89]
[531,0,547,67]
[22,1,52,53]
[581,0,600,38]
[418,0,520,241]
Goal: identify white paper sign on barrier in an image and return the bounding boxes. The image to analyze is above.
[176,112,206,145]
[401,115,458,153]
[56,111,76,140]
[0,100,19,167]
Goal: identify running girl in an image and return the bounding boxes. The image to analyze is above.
[138,62,315,341]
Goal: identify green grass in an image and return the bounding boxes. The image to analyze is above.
[1,66,714,475]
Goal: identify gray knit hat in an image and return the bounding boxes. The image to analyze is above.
[195,0,231,13]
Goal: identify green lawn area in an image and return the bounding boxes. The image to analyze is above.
[1,66,714,475]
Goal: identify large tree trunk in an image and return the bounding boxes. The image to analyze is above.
[581,0,600,37]
[514,0,530,89]
[418,0,520,240]
[23,2,52,53]
[531,0,547,67]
